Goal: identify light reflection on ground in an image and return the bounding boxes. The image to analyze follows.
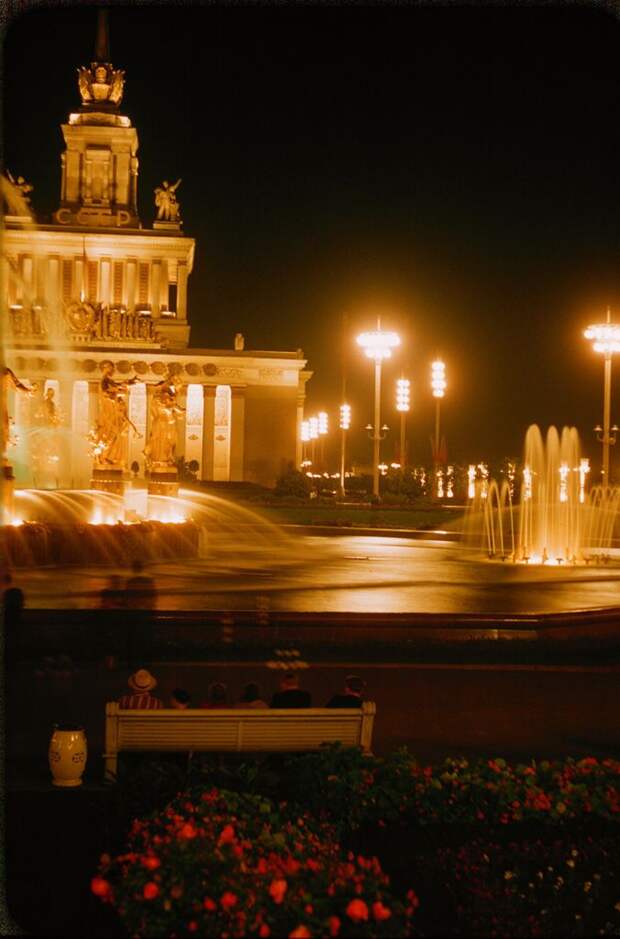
[12,535,620,614]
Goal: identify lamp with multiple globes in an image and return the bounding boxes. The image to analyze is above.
[431,359,447,498]
[396,377,410,469]
[356,321,400,498]
[339,403,351,497]
[584,308,619,483]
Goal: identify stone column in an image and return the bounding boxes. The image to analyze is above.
[58,380,73,488]
[201,385,216,481]
[75,258,84,300]
[296,391,306,469]
[176,385,187,463]
[21,255,33,306]
[126,259,137,311]
[177,262,188,320]
[230,386,246,481]
[160,259,169,312]
[151,260,161,316]
[47,256,60,314]
[100,258,111,306]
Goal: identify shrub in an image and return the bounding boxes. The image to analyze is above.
[433,832,620,937]
[269,748,620,835]
[93,787,419,938]
[274,467,313,499]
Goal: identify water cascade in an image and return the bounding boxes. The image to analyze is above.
[465,425,620,563]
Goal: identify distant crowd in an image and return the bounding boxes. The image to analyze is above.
[119,669,366,710]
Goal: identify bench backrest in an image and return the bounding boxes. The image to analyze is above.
[105,701,376,762]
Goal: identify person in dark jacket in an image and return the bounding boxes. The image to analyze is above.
[326,674,365,708]
[270,671,312,708]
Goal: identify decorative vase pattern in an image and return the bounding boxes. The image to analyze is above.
[49,727,87,787]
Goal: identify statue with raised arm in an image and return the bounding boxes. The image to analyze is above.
[89,362,139,468]
[144,370,185,469]
[154,179,182,222]
[1,367,37,462]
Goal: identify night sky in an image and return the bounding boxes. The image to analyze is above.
[4,4,619,469]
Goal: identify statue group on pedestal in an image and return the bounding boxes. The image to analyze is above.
[89,364,184,473]
[154,179,182,222]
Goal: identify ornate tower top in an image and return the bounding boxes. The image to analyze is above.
[76,9,126,120]
[54,8,139,227]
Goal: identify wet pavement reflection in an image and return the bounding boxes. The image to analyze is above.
[12,535,620,614]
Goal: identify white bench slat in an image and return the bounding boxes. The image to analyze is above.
[104,702,376,780]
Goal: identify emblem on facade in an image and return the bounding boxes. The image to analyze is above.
[77,62,125,107]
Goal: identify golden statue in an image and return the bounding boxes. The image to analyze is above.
[77,62,125,106]
[90,363,140,467]
[154,179,182,222]
[1,367,37,462]
[144,371,185,469]
[35,386,63,427]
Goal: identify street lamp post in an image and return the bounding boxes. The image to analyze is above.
[431,359,447,498]
[318,411,328,473]
[308,415,319,468]
[357,321,400,498]
[339,403,351,497]
[584,308,620,484]
[396,377,410,468]
[300,419,310,467]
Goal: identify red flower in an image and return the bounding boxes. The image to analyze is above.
[203,897,217,911]
[178,823,197,840]
[372,901,392,921]
[328,916,340,936]
[259,926,271,938]
[286,857,301,875]
[218,824,236,845]
[91,876,111,898]
[289,927,311,938]
[269,879,288,904]
[220,891,238,910]
[143,882,159,900]
[406,889,420,909]
[188,922,198,932]
[346,899,369,922]
[141,855,161,870]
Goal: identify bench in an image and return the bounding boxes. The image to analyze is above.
[104,701,376,781]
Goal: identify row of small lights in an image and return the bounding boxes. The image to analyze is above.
[301,361,446,442]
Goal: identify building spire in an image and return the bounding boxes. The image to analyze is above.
[95,8,110,63]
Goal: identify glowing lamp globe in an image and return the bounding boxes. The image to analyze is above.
[431,360,446,398]
[584,323,620,355]
[339,404,351,430]
[396,378,410,412]
[356,329,400,361]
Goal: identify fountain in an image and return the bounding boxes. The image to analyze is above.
[465,424,620,564]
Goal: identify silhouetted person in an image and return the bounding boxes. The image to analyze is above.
[119,668,163,709]
[99,574,126,609]
[236,682,268,709]
[3,573,24,661]
[326,674,365,708]
[200,682,228,708]
[3,573,23,628]
[270,671,312,708]
[125,560,157,609]
[170,687,192,709]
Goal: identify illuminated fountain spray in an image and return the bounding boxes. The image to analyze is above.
[465,425,620,563]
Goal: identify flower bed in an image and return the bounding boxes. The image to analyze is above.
[279,748,620,836]
[431,831,620,937]
[92,788,419,938]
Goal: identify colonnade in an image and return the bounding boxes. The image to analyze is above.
[5,252,189,320]
[9,379,245,488]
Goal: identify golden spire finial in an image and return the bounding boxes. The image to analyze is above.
[95,8,110,63]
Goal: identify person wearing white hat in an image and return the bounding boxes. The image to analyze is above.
[119,668,163,710]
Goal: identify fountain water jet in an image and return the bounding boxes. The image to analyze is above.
[465,425,620,564]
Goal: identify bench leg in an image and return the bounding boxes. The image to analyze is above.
[104,753,118,783]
